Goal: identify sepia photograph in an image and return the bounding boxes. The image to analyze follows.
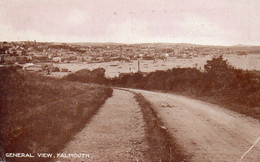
[0,0,260,161]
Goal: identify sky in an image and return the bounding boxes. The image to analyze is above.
[0,0,260,45]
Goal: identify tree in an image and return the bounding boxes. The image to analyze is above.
[204,56,234,89]
[204,56,232,74]
[52,67,60,72]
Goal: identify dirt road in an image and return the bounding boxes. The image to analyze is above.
[57,89,150,161]
[127,88,260,162]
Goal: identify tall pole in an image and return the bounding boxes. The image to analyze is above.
[138,60,140,72]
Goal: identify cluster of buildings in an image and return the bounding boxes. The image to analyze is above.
[1,41,256,75]
[0,41,245,64]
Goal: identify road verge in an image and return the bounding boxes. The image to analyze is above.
[133,92,189,161]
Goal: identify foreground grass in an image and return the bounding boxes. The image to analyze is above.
[0,67,113,161]
[133,92,189,162]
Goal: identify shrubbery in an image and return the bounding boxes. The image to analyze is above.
[61,56,260,119]
[64,68,108,84]
[110,56,260,119]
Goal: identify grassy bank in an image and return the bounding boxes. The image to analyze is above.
[133,92,189,161]
[0,67,113,161]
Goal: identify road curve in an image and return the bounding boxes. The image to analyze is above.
[127,88,260,162]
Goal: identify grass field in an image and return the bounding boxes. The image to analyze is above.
[0,67,113,161]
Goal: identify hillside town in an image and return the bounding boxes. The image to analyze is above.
[1,41,259,77]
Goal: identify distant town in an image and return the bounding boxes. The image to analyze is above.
[1,41,260,78]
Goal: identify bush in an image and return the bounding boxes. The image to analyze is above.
[109,56,260,120]
[64,68,108,84]
[52,67,60,72]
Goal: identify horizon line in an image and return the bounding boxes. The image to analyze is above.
[1,40,260,47]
